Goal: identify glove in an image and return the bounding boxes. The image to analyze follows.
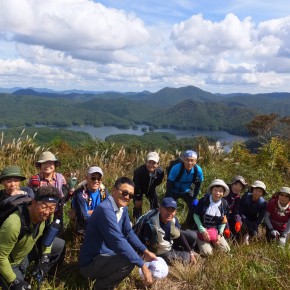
[10,279,31,290]
[32,254,50,283]
[235,221,242,233]
[270,229,280,238]
[223,228,231,239]
[279,235,286,246]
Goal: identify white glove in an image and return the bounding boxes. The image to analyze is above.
[279,236,286,246]
[270,229,280,237]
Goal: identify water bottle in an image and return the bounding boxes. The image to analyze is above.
[42,219,61,247]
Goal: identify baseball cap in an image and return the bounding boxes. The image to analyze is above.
[147,152,160,163]
[161,197,177,209]
[139,257,169,280]
[87,166,103,176]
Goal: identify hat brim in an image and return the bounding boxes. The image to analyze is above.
[35,160,60,167]
[0,175,26,181]
[250,186,268,195]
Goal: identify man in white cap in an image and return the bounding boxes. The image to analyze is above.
[71,166,108,234]
[133,152,164,220]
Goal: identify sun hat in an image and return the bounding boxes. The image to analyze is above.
[183,150,198,159]
[0,165,26,181]
[197,228,218,242]
[139,257,169,280]
[160,197,177,209]
[208,179,230,197]
[250,180,268,195]
[147,152,160,163]
[230,175,247,187]
[277,187,290,197]
[87,166,103,176]
[36,151,60,167]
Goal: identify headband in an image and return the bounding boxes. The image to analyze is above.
[34,196,59,203]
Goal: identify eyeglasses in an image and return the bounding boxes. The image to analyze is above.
[91,176,102,182]
[119,190,134,199]
[37,203,57,213]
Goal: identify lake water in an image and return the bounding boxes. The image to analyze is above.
[66,125,247,144]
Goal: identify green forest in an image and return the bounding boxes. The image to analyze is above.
[2,85,290,135]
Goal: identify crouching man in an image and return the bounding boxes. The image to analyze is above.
[79,177,157,290]
[0,186,66,290]
[137,197,198,265]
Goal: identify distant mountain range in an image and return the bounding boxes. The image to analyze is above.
[0,85,290,135]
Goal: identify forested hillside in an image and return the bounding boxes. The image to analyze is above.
[1,85,290,135]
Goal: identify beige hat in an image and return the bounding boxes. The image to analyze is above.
[208,179,230,197]
[147,152,160,163]
[36,151,60,167]
[250,180,268,195]
[231,175,247,187]
[277,187,290,196]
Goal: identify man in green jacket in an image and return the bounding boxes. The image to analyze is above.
[0,186,65,290]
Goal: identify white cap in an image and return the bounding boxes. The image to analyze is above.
[87,166,103,176]
[139,257,168,280]
[147,152,160,163]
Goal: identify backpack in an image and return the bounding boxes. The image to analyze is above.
[29,173,70,199]
[0,195,32,241]
[133,209,159,248]
[69,183,107,220]
[166,157,198,183]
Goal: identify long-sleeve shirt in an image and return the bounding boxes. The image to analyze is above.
[0,209,51,283]
[264,198,290,234]
[79,196,146,268]
[166,163,203,197]
[240,192,267,226]
[133,164,164,198]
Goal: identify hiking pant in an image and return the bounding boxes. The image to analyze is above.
[79,254,135,290]
[159,229,197,264]
[133,190,159,220]
[197,236,230,256]
[0,237,65,289]
[165,191,196,229]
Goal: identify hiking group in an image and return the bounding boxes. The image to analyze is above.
[0,150,289,290]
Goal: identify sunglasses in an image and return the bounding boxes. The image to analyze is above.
[119,190,134,199]
[90,176,102,181]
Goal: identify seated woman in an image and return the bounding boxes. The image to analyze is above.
[239,180,267,245]
[264,187,290,246]
[224,175,247,239]
[194,179,230,256]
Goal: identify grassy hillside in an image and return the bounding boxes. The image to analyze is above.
[0,131,289,289]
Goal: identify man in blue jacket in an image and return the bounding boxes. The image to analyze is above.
[79,177,156,290]
[166,150,204,228]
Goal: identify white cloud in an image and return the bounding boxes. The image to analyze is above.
[1,1,290,93]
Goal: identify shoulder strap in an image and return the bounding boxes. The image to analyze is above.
[192,164,198,183]
[17,204,31,241]
[175,162,185,182]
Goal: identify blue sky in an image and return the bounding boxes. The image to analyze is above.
[1,0,290,93]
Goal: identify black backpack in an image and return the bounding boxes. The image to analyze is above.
[0,195,32,241]
[133,209,159,248]
[166,157,198,183]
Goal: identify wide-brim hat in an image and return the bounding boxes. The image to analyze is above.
[208,179,230,197]
[250,180,268,195]
[230,175,247,187]
[36,151,60,167]
[0,165,26,181]
[277,186,290,197]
